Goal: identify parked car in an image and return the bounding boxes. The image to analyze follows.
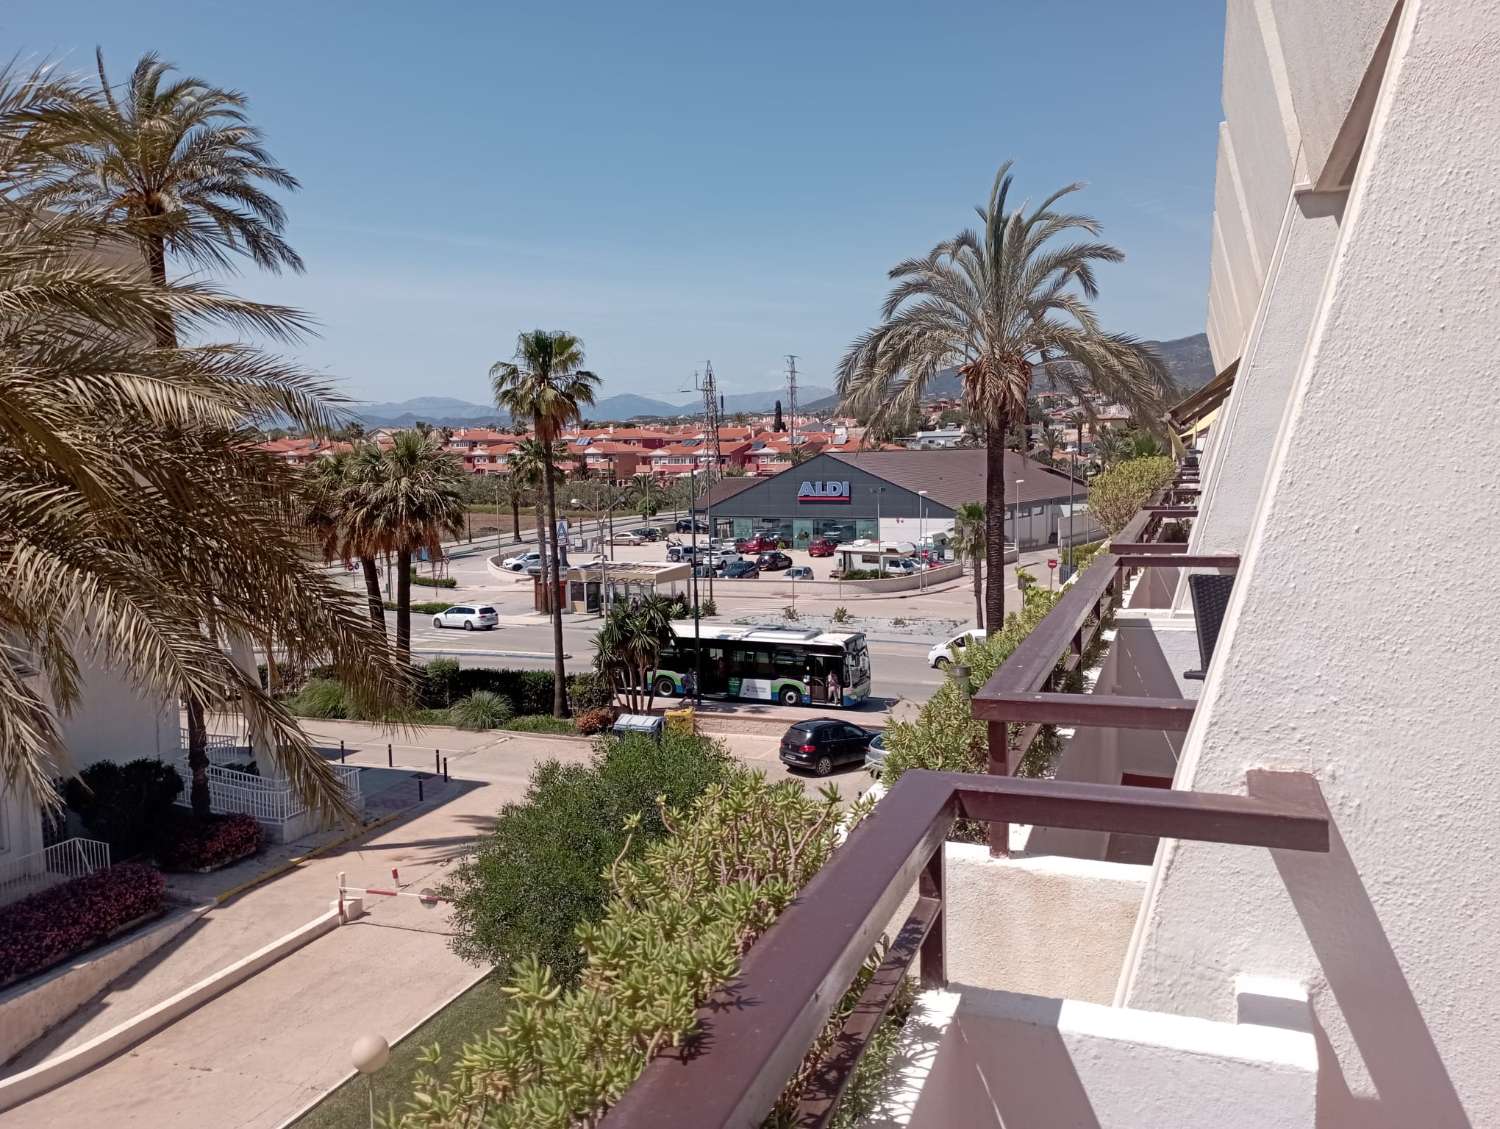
[692,563,717,578]
[628,526,660,541]
[733,537,755,553]
[724,560,761,579]
[706,547,742,565]
[432,604,499,631]
[676,517,709,533]
[807,537,839,557]
[865,731,888,777]
[785,566,814,581]
[757,551,793,571]
[610,530,645,546]
[778,719,874,776]
[747,533,787,552]
[501,550,541,572]
[665,542,686,562]
[883,558,918,576]
[928,628,987,669]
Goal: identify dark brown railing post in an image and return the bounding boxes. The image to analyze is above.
[986,719,1010,856]
[918,846,946,988]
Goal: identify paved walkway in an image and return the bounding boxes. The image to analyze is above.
[1,729,599,1128]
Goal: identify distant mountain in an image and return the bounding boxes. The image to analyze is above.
[797,334,1214,414]
[587,393,689,420]
[719,385,833,415]
[354,396,505,428]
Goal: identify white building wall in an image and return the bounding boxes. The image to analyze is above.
[55,656,177,775]
[1122,4,1500,1126]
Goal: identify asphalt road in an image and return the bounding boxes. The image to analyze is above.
[401,617,946,712]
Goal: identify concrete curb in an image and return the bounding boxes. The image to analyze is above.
[0,906,342,1111]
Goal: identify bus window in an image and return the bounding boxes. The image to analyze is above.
[773,648,804,680]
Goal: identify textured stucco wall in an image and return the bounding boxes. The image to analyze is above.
[885,842,1147,1005]
[887,988,1316,1129]
[1179,189,1344,591]
[1124,3,1500,1126]
[55,655,176,775]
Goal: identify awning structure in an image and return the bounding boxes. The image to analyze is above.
[1168,358,1237,446]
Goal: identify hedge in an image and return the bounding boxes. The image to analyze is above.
[1087,455,1175,535]
[442,731,733,986]
[0,863,166,985]
[283,663,597,723]
[403,772,888,1127]
[409,571,458,589]
[63,759,183,860]
[155,812,263,871]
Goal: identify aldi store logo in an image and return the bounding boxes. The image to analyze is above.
[798,480,851,504]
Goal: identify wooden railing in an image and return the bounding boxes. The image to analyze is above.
[600,769,1329,1129]
[970,496,1243,854]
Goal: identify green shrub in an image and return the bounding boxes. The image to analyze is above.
[566,669,615,713]
[572,707,616,736]
[700,597,718,617]
[287,677,349,719]
[1088,455,1175,535]
[500,714,577,735]
[403,772,880,1127]
[832,605,851,623]
[64,759,183,859]
[1061,539,1107,572]
[879,588,1071,840]
[442,731,733,986]
[388,600,453,615]
[782,604,800,621]
[409,571,459,589]
[451,691,514,731]
[419,658,462,708]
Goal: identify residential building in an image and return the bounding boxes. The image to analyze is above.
[602,3,1500,1126]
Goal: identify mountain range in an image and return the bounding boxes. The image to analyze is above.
[352,384,834,428]
[798,332,1215,414]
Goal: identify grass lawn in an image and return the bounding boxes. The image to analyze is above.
[291,974,502,1129]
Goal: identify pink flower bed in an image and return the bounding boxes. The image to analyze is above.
[155,813,263,871]
[0,863,166,985]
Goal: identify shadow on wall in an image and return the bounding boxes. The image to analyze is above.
[1255,773,1473,1129]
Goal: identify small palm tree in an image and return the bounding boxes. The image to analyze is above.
[839,161,1174,629]
[949,502,987,630]
[23,50,304,348]
[510,437,568,589]
[301,450,386,630]
[345,433,466,661]
[491,333,600,716]
[1093,427,1129,469]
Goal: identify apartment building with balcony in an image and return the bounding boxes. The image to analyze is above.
[597,3,1500,1126]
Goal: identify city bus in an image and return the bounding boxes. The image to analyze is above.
[650,623,872,708]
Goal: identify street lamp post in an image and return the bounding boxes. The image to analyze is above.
[1013,478,1025,589]
[918,490,929,592]
[872,486,885,544]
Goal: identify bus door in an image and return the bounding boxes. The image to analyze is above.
[701,645,730,695]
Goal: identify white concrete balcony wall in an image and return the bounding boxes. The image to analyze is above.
[1121,3,1500,1124]
[864,987,1316,1129]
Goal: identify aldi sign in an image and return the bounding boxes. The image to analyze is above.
[798,480,851,504]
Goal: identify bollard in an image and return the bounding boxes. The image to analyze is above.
[443,757,449,782]
[435,750,440,774]
[418,777,424,802]
[387,743,393,767]
[340,739,346,763]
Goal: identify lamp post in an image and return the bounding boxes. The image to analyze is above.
[689,465,703,706]
[915,490,925,581]
[351,1034,390,1129]
[1013,478,1024,588]
[872,486,885,544]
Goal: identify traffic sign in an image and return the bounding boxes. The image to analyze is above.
[1047,558,1058,570]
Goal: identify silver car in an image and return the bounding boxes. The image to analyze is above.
[432,604,499,631]
[865,731,888,777]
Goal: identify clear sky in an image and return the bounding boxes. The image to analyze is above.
[8,1,1226,407]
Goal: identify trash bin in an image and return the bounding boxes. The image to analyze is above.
[612,714,664,741]
[664,707,696,736]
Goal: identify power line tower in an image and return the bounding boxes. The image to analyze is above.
[785,354,800,447]
[698,361,722,487]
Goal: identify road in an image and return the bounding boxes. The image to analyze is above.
[401,617,947,710]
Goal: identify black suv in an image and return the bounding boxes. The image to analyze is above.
[779,719,873,776]
[756,550,793,571]
[724,559,761,579]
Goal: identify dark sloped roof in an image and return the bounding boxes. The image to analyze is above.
[695,475,761,509]
[826,448,1084,509]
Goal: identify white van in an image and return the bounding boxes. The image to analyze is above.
[927,628,986,669]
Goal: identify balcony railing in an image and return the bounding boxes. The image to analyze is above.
[601,769,1329,1129]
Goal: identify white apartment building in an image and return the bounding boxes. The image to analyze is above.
[602,3,1500,1127]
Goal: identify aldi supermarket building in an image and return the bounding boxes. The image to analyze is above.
[694,449,1087,551]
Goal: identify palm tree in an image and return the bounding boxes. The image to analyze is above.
[594,595,675,713]
[510,437,567,593]
[22,50,303,350]
[1093,427,1129,469]
[344,432,466,661]
[491,332,600,717]
[839,161,1174,629]
[301,450,386,630]
[1,68,407,817]
[949,502,987,630]
[495,472,528,541]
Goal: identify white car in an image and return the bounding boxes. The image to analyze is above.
[884,558,919,576]
[502,551,541,572]
[928,628,986,669]
[610,530,645,546]
[433,604,499,631]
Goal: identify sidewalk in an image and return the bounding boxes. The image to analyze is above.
[2,729,602,1128]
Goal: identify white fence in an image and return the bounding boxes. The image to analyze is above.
[176,733,364,836]
[0,838,111,906]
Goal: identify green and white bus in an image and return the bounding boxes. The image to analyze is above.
[650,623,872,708]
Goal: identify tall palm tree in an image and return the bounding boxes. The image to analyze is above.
[494,472,527,542]
[949,502,987,630]
[1,70,407,817]
[301,449,386,630]
[22,50,303,349]
[344,432,466,661]
[1093,427,1129,469]
[491,332,600,717]
[509,437,567,594]
[839,161,1174,629]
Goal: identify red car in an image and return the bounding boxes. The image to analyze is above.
[747,534,785,552]
[807,537,838,557]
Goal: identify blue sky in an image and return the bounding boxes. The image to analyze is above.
[9,1,1226,406]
